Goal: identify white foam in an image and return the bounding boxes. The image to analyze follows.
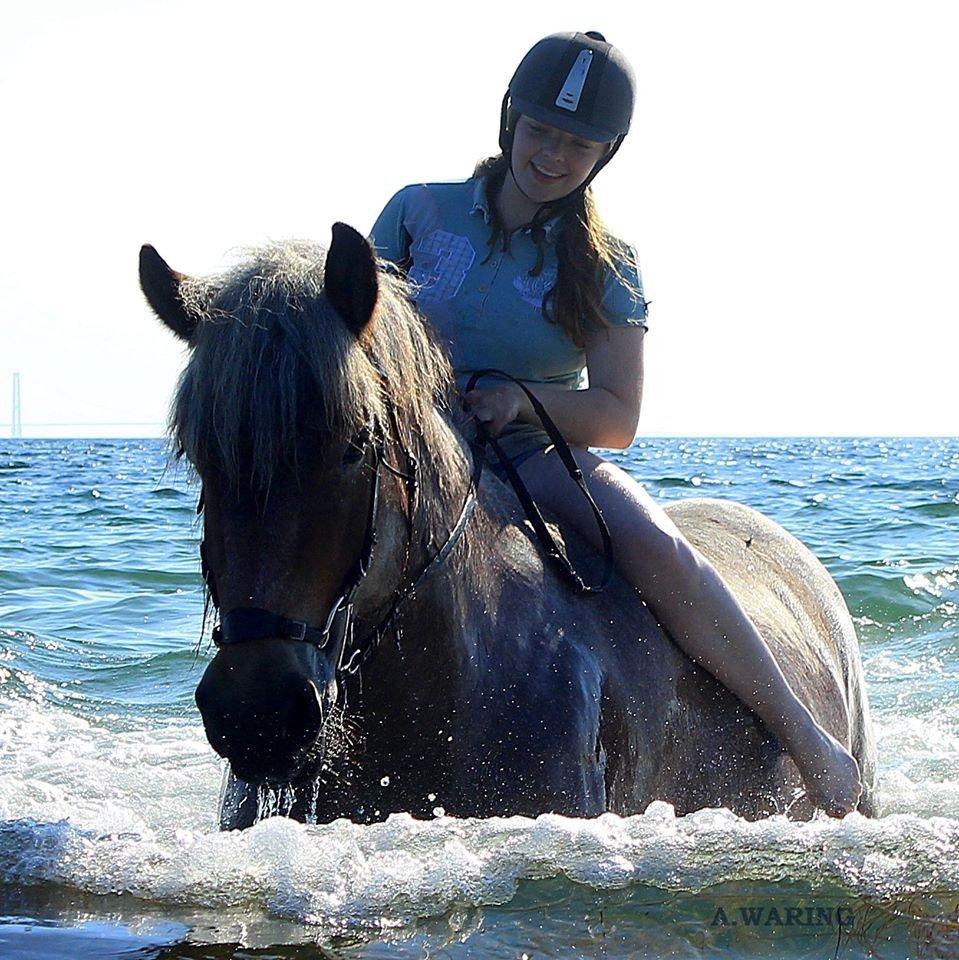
[3,806,959,933]
[904,567,959,599]
[3,697,959,934]
[0,696,221,834]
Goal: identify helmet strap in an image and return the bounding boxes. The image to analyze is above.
[499,95,546,208]
[506,153,539,206]
[498,91,513,154]
[574,134,624,193]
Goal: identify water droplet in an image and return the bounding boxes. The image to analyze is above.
[427,793,436,802]
[380,776,390,787]
[432,806,445,818]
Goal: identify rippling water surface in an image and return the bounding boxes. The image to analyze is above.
[1,437,957,959]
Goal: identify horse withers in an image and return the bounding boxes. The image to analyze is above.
[140,224,877,828]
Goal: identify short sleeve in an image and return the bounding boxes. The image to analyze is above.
[369,187,413,266]
[602,244,649,330]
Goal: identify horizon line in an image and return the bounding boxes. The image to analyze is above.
[4,433,958,442]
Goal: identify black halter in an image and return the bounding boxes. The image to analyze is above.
[201,418,482,694]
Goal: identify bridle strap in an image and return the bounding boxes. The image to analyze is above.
[202,415,480,688]
[340,432,483,676]
[214,607,325,647]
[211,434,384,653]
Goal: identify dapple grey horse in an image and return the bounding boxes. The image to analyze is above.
[140,225,877,828]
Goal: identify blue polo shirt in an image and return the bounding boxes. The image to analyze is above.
[369,177,648,457]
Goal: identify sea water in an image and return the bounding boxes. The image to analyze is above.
[1,437,957,959]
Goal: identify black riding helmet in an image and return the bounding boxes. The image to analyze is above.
[499,31,636,194]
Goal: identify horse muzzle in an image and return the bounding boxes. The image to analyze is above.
[195,647,336,785]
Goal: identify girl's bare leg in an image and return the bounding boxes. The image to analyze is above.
[515,446,863,817]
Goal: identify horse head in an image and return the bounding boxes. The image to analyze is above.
[140,225,449,787]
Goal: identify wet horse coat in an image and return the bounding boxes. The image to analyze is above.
[140,227,877,828]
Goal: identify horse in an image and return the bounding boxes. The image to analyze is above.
[140,224,878,830]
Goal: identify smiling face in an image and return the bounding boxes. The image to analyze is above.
[497,114,611,227]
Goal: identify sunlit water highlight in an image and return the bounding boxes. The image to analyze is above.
[1,437,957,958]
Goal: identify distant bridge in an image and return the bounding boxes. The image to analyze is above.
[5,373,164,436]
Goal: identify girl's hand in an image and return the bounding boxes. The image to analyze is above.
[463,382,531,437]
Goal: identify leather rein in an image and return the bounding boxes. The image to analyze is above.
[466,369,615,595]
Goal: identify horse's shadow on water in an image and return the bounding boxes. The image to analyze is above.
[138,224,878,830]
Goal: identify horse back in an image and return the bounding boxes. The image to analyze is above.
[473,485,847,819]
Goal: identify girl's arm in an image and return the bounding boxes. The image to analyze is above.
[464,325,645,449]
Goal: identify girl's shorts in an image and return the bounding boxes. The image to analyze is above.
[484,425,553,481]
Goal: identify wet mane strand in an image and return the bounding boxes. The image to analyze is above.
[170,239,458,496]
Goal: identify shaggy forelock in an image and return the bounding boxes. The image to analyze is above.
[171,239,455,493]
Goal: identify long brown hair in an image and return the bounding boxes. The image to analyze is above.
[472,152,641,348]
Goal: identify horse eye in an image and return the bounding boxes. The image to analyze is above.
[341,443,364,465]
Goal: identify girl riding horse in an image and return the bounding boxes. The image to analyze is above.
[369,30,862,817]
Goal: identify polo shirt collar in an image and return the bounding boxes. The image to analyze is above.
[470,177,492,224]
[469,177,561,240]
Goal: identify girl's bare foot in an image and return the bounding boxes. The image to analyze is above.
[786,723,863,817]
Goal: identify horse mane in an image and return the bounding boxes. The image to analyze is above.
[170,240,460,498]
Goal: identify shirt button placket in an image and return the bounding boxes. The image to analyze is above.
[480,257,500,308]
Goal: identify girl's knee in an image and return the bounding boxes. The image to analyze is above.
[634,519,709,590]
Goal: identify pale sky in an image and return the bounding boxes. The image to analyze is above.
[2,0,957,438]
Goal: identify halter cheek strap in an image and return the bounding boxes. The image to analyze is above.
[199,412,482,694]
[209,434,383,677]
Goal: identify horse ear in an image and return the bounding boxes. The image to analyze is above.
[139,244,197,341]
[324,222,379,338]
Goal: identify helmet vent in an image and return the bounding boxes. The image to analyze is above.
[555,49,593,113]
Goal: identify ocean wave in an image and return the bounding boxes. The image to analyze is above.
[1,698,958,936]
[1,438,956,951]
[907,501,959,519]
[903,567,959,600]
[2,805,958,934]
[0,636,207,715]
[837,571,939,621]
